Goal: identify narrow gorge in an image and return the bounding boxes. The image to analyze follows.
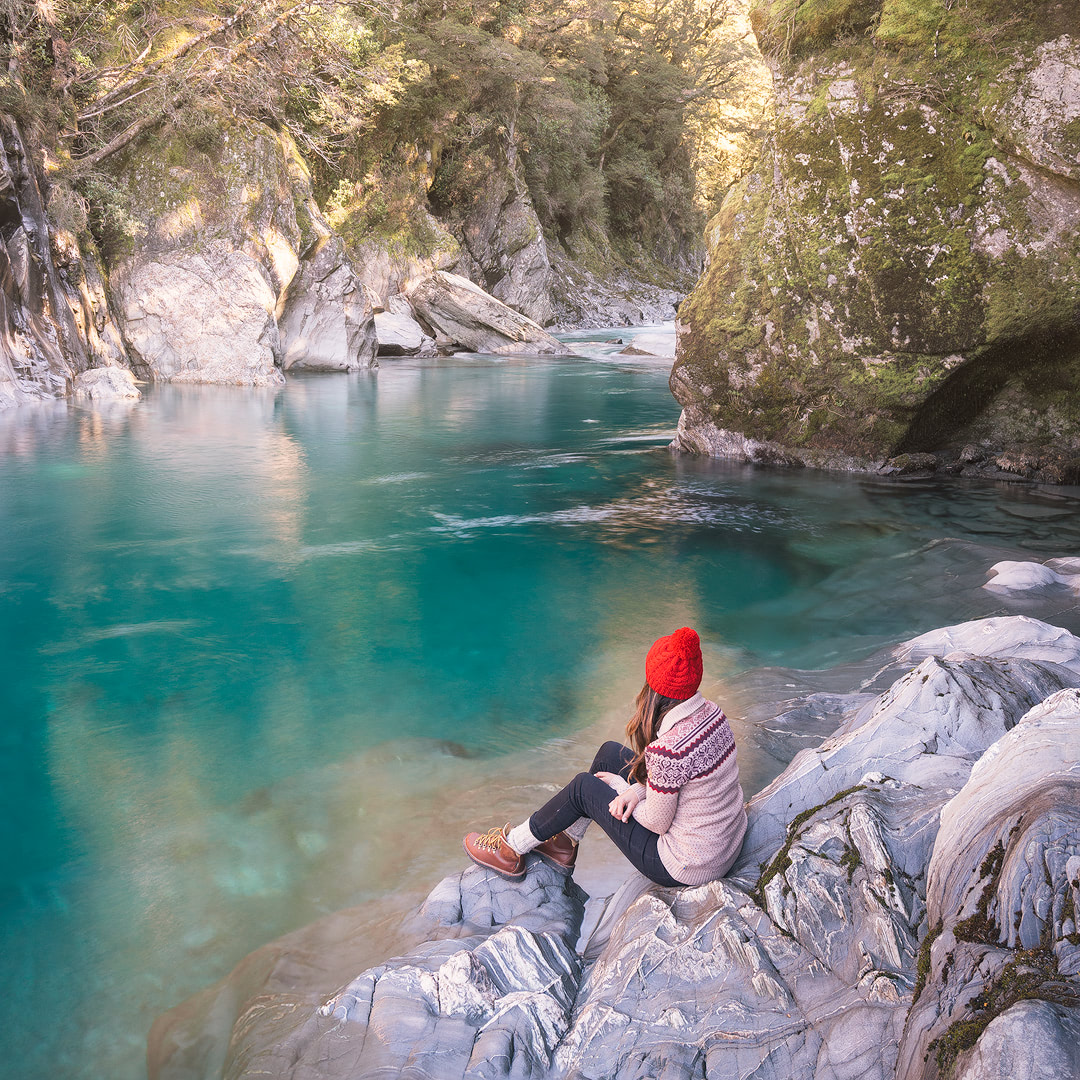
[2,2,1080,1079]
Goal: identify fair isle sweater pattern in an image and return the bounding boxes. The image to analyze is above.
[632,697,747,886]
[644,701,734,794]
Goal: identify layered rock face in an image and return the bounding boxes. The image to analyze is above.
[672,4,1080,474]
[0,115,130,408]
[450,151,555,327]
[107,121,377,385]
[148,611,1080,1080]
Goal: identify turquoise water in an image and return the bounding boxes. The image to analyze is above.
[3,329,1080,1079]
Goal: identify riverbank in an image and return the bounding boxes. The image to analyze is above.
[147,600,1080,1080]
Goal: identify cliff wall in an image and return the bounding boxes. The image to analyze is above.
[672,1,1080,479]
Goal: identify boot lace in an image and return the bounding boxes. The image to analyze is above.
[473,825,509,852]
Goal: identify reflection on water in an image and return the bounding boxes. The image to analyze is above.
[2,333,1080,1079]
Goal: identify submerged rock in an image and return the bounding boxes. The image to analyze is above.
[616,331,676,359]
[406,271,568,355]
[149,614,1080,1079]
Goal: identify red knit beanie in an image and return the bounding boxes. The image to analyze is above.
[645,627,703,699]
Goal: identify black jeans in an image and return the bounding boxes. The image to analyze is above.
[529,741,682,887]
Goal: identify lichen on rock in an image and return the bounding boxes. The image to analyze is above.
[672,4,1080,471]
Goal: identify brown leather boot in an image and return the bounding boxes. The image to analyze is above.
[532,831,578,874]
[463,824,526,881]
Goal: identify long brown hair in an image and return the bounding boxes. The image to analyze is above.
[625,682,684,784]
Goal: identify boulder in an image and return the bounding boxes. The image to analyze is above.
[374,307,434,357]
[72,366,140,400]
[405,271,568,355]
[673,9,1080,470]
[279,236,376,371]
[115,246,284,386]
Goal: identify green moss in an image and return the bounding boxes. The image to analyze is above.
[874,0,943,50]
[753,785,867,904]
[955,841,1005,944]
[840,844,861,881]
[911,919,942,1004]
[750,0,883,59]
[930,948,1080,1080]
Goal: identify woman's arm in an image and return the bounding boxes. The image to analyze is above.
[632,784,678,834]
[608,782,645,822]
[632,744,682,834]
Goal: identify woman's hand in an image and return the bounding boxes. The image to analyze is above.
[608,785,643,823]
[594,771,621,788]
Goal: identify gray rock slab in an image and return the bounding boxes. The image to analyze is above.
[374,309,434,356]
[892,616,1080,677]
[279,236,377,371]
[406,271,568,355]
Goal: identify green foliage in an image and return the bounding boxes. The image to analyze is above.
[365,0,736,263]
[83,173,146,260]
[3,0,745,280]
[327,166,457,258]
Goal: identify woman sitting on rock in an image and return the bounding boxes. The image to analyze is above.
[464,627,747,887]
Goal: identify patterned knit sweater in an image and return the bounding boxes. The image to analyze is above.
[628,694,747,886]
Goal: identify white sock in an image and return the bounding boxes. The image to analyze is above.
[565,817,589,844]
[505,820,542,855]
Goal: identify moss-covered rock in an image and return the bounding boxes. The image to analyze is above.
[672,3,1080,467]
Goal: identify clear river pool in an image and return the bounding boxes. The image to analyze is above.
[3,327,1080,1079]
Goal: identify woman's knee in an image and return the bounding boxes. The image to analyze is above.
[591,741,628,771]
[567,771,607,816]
